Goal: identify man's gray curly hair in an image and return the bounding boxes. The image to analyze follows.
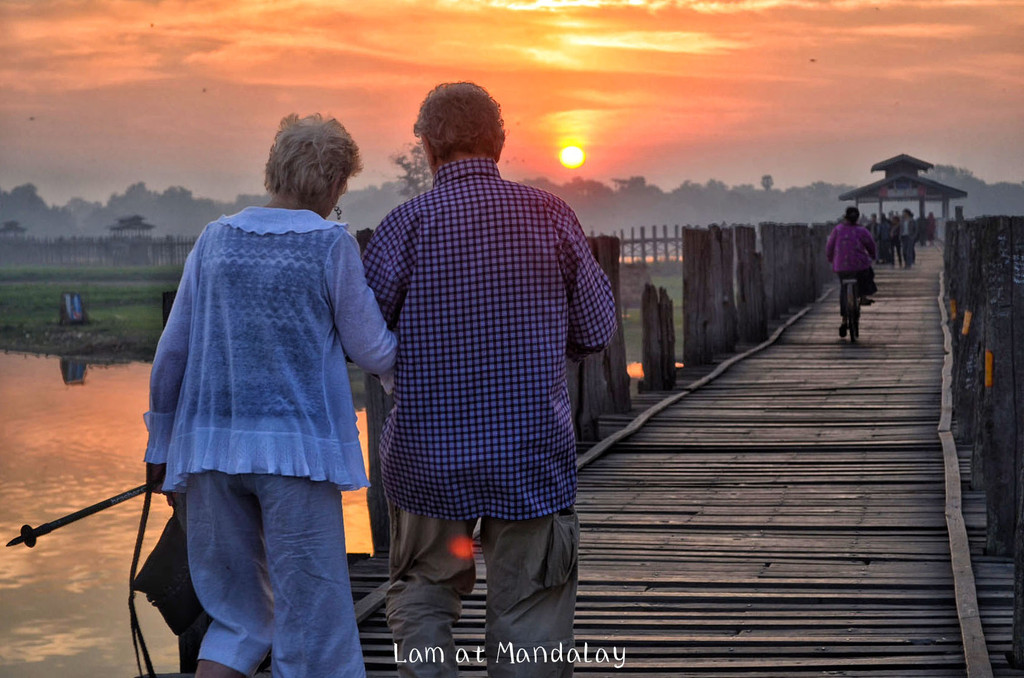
[413,82,505,164]
[264,113,363,204]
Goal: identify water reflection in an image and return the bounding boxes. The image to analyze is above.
[0,352,374,677]
[59,359,87,386]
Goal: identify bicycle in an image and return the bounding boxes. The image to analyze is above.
[839,275,860,343]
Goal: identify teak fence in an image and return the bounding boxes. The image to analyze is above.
[0,236,195,266]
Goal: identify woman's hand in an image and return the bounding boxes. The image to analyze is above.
[146,462,175,507]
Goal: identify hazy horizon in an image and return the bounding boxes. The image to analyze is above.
[2,0,1022,207]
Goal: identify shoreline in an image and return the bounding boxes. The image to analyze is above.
[0,333,155,364]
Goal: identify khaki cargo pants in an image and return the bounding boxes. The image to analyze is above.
[385,504,579,678]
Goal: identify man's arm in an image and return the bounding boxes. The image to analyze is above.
[362,208,417,328]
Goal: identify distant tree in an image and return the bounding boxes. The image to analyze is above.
[611,176,663,198]
[0,183,76,236]
[7,183,48,212]
[761,174,774,191]
[931,164,1024,217]
[392,143,432,198]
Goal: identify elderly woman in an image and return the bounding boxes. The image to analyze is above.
[144,114,396,678]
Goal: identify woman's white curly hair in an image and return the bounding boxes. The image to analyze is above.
[264,113,363,204]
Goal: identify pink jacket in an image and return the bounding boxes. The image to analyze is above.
[826,221,876,273]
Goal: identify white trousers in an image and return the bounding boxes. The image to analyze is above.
[186,471,366,678]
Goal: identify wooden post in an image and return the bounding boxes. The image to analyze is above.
[659,287,676,389]
[978,217,1016,556]
[574,236,631,439]
[1009,216,1024,666]
[683,228,712,366]
[760,223,778,321]
[639,226,647,264]
[783,224,798,312]
[161,291,176,326]
[640,284,676,392]
[797,226,811,305]
[641,283,660,392]
[734,226,767,343]
[790,224,802,310]
[951,223,985,472]
[707,226,725,358]
[355,228,392,555]
[945,219,973,454]
[595,235,631,414]
[814,223,833,296]
[720,227,738,354]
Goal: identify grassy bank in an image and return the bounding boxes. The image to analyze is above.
[1,262,672,374]
[0,266,182,361]
[0,265,185,284]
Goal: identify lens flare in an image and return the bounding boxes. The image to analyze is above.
[448,535,475,560]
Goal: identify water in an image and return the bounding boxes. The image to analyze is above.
[0,352,373,677]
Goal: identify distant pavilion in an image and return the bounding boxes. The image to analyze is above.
[839,154,967,220]
[0,220,27,237]
[108,215,156,238]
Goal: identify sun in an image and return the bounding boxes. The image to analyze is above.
[559,145,585,169]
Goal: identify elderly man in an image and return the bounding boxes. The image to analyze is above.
[362,82,617,678]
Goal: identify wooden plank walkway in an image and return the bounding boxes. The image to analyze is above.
[352,247,990,676]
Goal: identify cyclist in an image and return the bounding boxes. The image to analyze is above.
[826,206,877,338]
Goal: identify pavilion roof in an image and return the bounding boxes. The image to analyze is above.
[870,154,933,175]
[108,215,156,232]
[838,172,967,202]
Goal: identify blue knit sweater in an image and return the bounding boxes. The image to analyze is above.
[145,207,397,492]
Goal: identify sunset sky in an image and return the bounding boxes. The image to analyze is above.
[2,0,1022,205]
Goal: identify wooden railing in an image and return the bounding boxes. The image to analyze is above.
[643,223,831,371]
[943,215,1024,664]
[616,225,683,263]
[352,223,833,553]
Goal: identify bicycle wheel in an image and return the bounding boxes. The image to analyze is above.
[849,288,860,343]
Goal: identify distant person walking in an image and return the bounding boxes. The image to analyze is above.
[926,211,937,246]
[827,206,877,337]
[145,114,397,678]
[363,82,617,678]
[890,213,903,268]
[900,208,918,268]
[873,213,892,264]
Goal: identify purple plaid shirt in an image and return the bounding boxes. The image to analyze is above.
[363,158,617,520]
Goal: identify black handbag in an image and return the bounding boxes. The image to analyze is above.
[132,509,204,635]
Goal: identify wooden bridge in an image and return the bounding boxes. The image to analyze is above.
[345,247,1016,677]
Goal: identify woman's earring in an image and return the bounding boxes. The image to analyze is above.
[333,205,343,220]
